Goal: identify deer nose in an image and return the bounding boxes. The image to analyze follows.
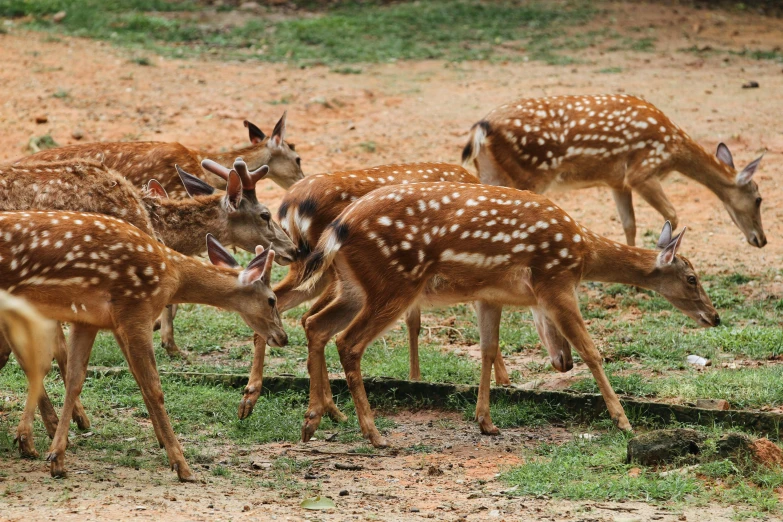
[749,233,767,248]
[714,314,721,326]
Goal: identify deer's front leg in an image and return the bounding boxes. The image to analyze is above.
[634,177,679,231]
[115,324,195,482]
[541,291,631,431]
[475,301,503,435]
[405,306,422,381]
[159,305,184,358]
[47,324,99,478]
[238,333,266,420]
[52,324,91,431]
[611,188,637,247]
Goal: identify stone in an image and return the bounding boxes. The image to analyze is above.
[695,399,730,410]
[716,433,783,467]
[626,429,706,465]
[52,11,66,23]
[71,128,84,140]
[35,114,48,124]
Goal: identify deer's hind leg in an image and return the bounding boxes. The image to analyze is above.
[611,188,637,246]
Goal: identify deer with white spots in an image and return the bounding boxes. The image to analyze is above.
[14,112,303,198]
[462,94,766,247]
[0,291,56,459]
[294,182,719,447]
[236,162,510,422]
[0,210,286,481]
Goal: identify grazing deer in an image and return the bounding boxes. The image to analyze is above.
[0,210,286,480]
[462,94,766,247]
[236,163,513,422]
[295,183,719,446]
[14,112,303,198]
[0,291,55,458]
[0,159,296,354]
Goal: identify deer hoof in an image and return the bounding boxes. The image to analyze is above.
[301,416,322,443]
[16,434,39,459]
[173,463,198,483]
[367,433,388,449]
[478,416,500,436]
[237,394,258,420]
[613,416,633,432]
[324,404,347,423]
[72,409,91,431]
[47,453,66,478]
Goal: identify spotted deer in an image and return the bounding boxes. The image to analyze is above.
[14,112,303,198]
[235,163,514,422]
[0,159,296,353]
[0,210,286,480]
[294,182,719,447]
[0,290,55,459]
[462,94,766,247]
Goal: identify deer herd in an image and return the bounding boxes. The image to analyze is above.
[0,95,767,481]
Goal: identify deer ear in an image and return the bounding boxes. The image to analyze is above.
[177,165,215,197]
[656,221,673,249]
[657,227,687,266]
[255,245,265,256]
[225,170,243,211]
[241,249,275,285]
[244,120,266,145]
[269,111,287,148]
[716,143,734,169]
[145,179,168,199]
[736,153,764,186]
[206,234,240,269]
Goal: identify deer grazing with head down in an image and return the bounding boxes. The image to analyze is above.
[0,291,56,458]
[235,162,515,422]
[295,182,719,447]
[14,112,303,198]
[0,210,286,480]
[463,94,766,247]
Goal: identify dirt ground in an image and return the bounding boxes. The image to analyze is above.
[1,2,783,520]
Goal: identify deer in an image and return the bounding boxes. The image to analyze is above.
[13,112,303,198]
[235,162,515,422]
[462,94,766,248]
[0,290,56,459]
[0,210,287,481]
[293,182,719,447]
[0,159,297,439]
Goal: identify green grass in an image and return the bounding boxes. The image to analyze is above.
[0,0,656,65]
[501,428,783,516]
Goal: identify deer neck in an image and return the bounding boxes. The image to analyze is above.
[169,254,242,309]
[201,143,270,172]
[582,235,660,290]
[145,195,228,257]
[673,139,736,203]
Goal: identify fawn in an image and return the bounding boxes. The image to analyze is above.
[14,112,303,198]
[295,182,719,446]
[463,94,765,247]
[0,210,286,480]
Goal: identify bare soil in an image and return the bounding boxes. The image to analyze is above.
[1,2,782,520]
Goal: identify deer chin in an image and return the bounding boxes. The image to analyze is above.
[265,330,289,348]
[697,312,721,328]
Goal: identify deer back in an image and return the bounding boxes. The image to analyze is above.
[279,163,478,255]
[0,160,156,237]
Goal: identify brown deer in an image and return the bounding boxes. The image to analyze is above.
[0,210,286,480]
[295,182,719,447]
[0,159,296,354]
[462,94,766,247]
[13,112,303,198]
[0,290,55,458]
[236,163,515,422]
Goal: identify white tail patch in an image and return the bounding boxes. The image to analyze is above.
[462,124,487,167]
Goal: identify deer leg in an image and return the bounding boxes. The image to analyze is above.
[540,291,630,431]
[301,285,359,441]
[51,324,91,431]
[47,323,98,478]
[405,306,422,381]
[114,324,195,482]
[158,305,184,358]
[0,331,10,372]
[634,177,679,231]
[474,301,503,435]
[611,188,637,247]
[531,308,574,372]
[335,295,413,448]
[238,333,266,420]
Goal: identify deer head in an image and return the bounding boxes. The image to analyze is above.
[715,143,766,248]
[651,221,720,327]
[206,235,288,347]
[241,112,304,189]
[177,165,297,264]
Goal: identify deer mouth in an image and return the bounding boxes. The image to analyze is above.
[698,312,721,328]
[266,330,289,347]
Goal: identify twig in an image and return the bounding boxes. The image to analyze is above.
[592,504,639,513]
[287,448,395,458]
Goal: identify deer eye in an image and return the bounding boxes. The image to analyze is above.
[756,197,762,207]
[687,276,697,285]
[260,211,271,222]
[268,297,276,307]
[295,157,301,167]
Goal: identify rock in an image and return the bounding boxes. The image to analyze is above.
[716,433,783,467]
[626,429,706,465]
[35,114,48,124]
[695,399,730,410]
[52,11,66,23]
[339,490,349,496]
[686,355,710,366]
[427,465,443,476]
[71,129,84,140]
[742,81,760,89]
